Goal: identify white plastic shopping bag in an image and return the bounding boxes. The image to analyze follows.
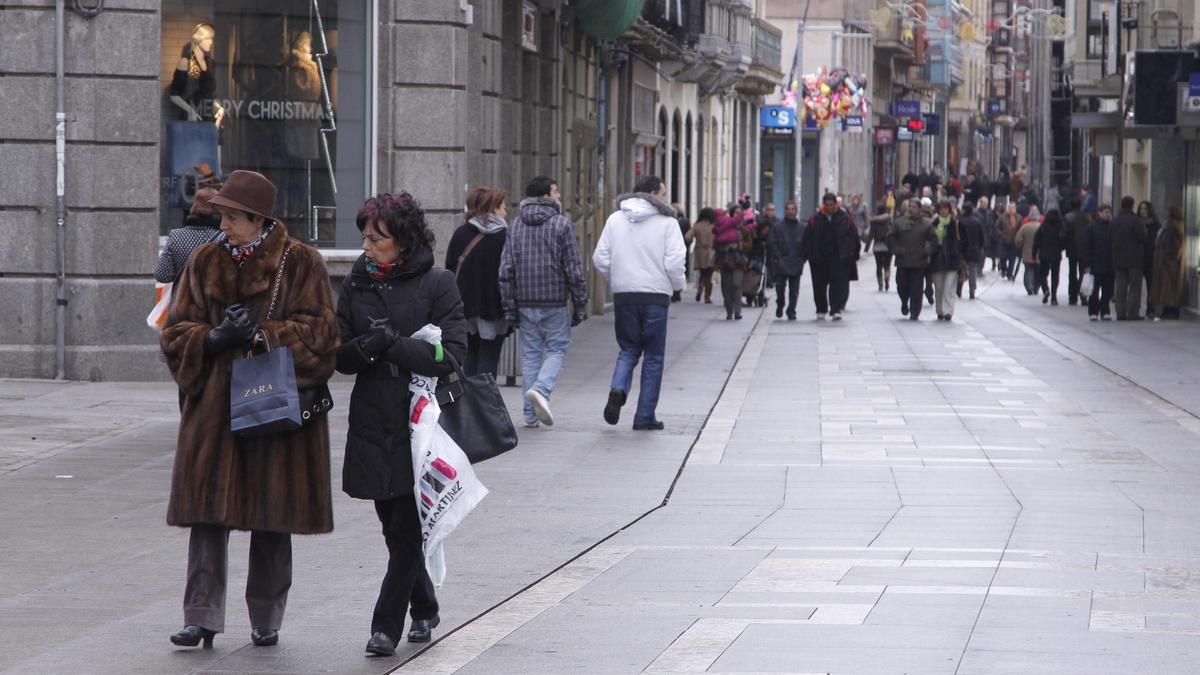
[146,282,172,332]
[408,324,488,587]
[1080,273,1094,298]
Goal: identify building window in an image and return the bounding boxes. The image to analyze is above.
[159,1,372,247]
[1086,0,1114,59]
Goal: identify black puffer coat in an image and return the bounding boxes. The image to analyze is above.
[336,249,468,500]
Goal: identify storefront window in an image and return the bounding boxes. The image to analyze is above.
[160,1,371,247]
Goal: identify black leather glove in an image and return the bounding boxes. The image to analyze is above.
[359,317,400,359]
[571,311,587,327]
[204,304,256,356]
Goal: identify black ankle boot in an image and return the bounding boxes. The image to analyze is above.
[170,625,216,649]
[251,628,279,646]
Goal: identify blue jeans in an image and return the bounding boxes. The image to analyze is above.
[609,303,669,425]
[518,307,571,424]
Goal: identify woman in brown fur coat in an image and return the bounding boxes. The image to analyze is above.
[160,170,339,650]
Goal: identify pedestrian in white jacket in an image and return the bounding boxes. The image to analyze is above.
[593,176,686,431]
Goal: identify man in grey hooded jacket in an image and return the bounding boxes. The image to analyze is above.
[593,175,687,431]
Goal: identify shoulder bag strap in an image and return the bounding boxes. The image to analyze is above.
[265,243,296,321]
[456,233,486,278]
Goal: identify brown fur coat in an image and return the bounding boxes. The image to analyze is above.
[161,224,339,534]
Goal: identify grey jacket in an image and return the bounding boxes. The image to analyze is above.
[1110,210,1147,270]
[499,197,588,316]
[888,212,937,269]
[767,217,806,277]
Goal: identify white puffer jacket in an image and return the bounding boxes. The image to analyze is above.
[593,193,687,301]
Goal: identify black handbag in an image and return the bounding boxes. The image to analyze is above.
[435,351,518,464]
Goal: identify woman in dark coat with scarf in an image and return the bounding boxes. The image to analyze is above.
[161,170,340,649]
[928,198,965,321]
[336,192,468,656]
[445,186,509,377]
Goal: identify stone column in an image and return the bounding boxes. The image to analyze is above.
[0,4,162,380]
[381,0,473,254]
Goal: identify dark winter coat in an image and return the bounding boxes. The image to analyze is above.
[161,224,339,534]
[959,212,985,263]
[1110,210,1147,270]
[802,208,859,267]
[1141,218,1161,271]
[336,250,468,501]
[929,215,965,273]
[1087,217,1115,275]
[445,222,507,322]
[1033,216,1067,262]
[767,216,806,277]
[864,213,892,252]
[1064,209,1091,259]
[888,212,937,269]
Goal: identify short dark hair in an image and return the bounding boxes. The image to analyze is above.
[822,192,837,203]
[962,202,975,215]
[697,207,717,223]
[1099,204,1113,213]
[525,175,557,199]
[634,175,664,195]
[357,192,435,254]
[1121,196,1135,210]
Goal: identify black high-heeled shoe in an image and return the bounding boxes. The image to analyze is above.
[170,625,216,649]
[250,628,278,646]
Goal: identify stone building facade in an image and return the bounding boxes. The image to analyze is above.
[1,0,776,381]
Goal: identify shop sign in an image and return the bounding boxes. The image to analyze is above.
[897,127,914,142]
[892,99,921,118]
[760,106,795,129]
[843,115,864,133]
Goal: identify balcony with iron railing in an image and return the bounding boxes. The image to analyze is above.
[738,17,784,97]
[870,10,916,57]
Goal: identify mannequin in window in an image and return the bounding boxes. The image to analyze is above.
[285,31,323,160]
[170,23,226,128]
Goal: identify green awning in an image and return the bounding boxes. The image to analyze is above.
[574,0,644,41]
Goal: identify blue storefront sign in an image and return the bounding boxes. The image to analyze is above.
[1189,73,1200,97]
[988,99,1003,116]
[760,106,795,128]
[923,113,941,135]
[843,115,864,133]
[892,99,921,118]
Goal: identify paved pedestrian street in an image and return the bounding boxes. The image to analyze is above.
[4,263,1200,674]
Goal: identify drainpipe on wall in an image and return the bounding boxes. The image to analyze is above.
[53,0,68,380]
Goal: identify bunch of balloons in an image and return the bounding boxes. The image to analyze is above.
[782,67,870,128]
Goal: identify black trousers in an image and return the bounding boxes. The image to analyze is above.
[372,496,439,641]
[874,251,893,288]
[1038,258,1061,299]
[1066,256,1086,303]
[775,274,800,316]
[1088,272,1115,317]
[465,332,506,378]
[810,260,849,314]
[896,267,925,318]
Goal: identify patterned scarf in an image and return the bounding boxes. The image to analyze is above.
[366,259,403,282]
[217,220,275,269]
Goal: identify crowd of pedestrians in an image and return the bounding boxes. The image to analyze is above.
[151,161,1190,662]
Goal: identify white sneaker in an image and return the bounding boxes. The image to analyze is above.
[816,313,826,321]
[831,312,843,321]
[1089,315,1099,322]
[523,419,541,428]
[525,389,555,426]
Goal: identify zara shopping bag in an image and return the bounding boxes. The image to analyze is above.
[230,334,303,437]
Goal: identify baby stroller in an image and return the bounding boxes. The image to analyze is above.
[742,258,767,307]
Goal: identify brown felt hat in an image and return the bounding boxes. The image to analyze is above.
[208,170,277,220]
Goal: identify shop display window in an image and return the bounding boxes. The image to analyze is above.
[159,0,371,246]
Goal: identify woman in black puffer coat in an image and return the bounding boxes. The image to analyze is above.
[336,192,468,656]
[445,186,509,377]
